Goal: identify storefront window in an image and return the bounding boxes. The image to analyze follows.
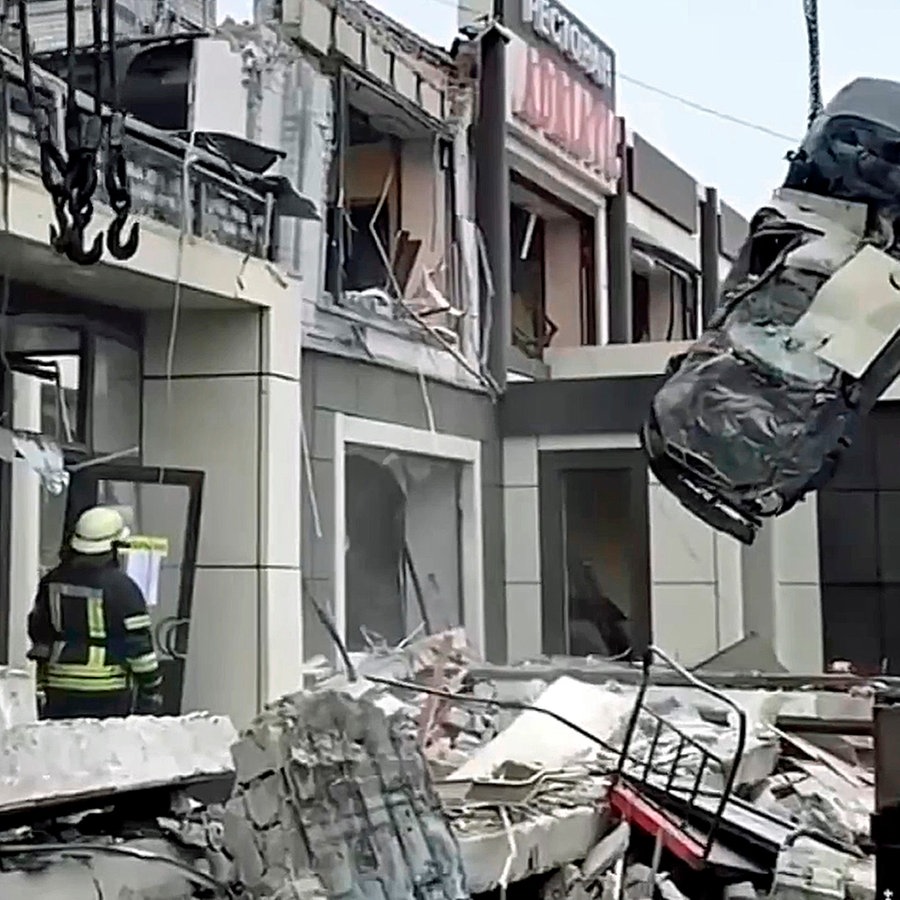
[344,445,463,650]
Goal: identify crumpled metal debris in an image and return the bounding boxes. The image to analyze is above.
[642,78,900,544]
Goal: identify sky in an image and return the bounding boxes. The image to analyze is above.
[216,0,900,217]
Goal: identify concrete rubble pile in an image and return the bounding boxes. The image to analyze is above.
[0,638,884,899]
[222,688,469,899]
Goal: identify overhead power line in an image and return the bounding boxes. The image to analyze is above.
[618,74,800,143]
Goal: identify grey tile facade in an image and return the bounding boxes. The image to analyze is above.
[301,351,506,661]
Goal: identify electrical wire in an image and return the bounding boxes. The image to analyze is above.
[616,73,799,143]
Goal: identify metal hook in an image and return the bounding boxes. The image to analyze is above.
[106,217,139,260]
[62,225,104,266]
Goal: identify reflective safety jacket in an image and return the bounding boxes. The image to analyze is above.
[27,554,162,699]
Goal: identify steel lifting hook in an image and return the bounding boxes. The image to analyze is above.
[103,0,139,261]
[105,113,139,260]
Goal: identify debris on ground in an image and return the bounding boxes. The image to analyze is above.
[0,633,884,899]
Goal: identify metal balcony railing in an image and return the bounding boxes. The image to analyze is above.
[611,645,748,862]
[1,48,272,260]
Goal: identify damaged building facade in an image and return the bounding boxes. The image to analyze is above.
[0,0,850,738]
[272,0,503,663]
[0,7,315,726]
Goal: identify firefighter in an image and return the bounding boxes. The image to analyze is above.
[26,505,163,719]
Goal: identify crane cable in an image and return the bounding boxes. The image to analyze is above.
[802,0,823,128]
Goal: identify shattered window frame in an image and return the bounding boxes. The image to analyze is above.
[343,443,465,650]
[335,413,484,655]
[324,67,463,338]
[631,241,699,344]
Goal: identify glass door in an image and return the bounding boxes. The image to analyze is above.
[64,465,204,714]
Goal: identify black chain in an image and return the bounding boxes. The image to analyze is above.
[18,0,138,265]
[18,0,71,250]
[803,0,823,129]
[103,0,138,261]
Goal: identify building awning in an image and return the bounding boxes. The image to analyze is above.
[629,225,698,276]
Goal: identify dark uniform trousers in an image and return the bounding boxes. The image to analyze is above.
[28,553,162,720]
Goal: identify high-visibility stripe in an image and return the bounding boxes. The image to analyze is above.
[47,662,126,679]
[127,652,159,675]
[44,675,129,692]
[124,614,152,631]
[88,645,106,668]
[87,596,105,639]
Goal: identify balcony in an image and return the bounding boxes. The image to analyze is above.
[0,48,289,309]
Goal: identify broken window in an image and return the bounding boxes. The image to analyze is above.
[344,445,463,651]
[510,173,597,358]
[326,74,461,334]
[631,243,698,342]
[4,319,141,576]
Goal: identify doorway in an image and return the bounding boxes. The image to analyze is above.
[64,465,204,713]
[539,450,651,658]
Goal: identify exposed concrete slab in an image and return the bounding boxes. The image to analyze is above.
[457,806,604,894]
[0,714,236,811]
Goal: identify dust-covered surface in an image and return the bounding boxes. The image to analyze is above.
[0,631,881,900]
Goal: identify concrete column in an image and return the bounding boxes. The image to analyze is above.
[741,521,777,651]
[595,201,609,344]
[143,297,303,728]
[8,374,41,669]
[474,27,511,388]
[502,437,541,661]
[772,497,823,672]
[606,117,631,343]
[700,186,720,326]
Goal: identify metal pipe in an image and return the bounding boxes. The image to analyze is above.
[606,117,631,343]
[700,185,719,326]
[474,27,510,389]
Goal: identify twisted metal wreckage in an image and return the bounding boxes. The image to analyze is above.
[642,0,900,545]
[642,75,900,545]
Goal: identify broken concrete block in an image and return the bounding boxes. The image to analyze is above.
[724,882,758,900]
[224,689,470,899]
[771,837,852,900]
[244,774,283,827]
[583,822,630,882]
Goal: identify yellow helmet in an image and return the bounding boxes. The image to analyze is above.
[70,506,131,555]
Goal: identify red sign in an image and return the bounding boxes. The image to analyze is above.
[511,44,620,186]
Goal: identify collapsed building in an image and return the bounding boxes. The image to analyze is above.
[0,633,886,899]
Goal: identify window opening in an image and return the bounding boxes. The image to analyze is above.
[344,445,464,650]
[510,173,596,356]
[631,246,698,343]
[326,74,462,339]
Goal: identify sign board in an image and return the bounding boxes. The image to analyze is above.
[518,0,613,92]
[508,36,619,187]
[505,0,615,105]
